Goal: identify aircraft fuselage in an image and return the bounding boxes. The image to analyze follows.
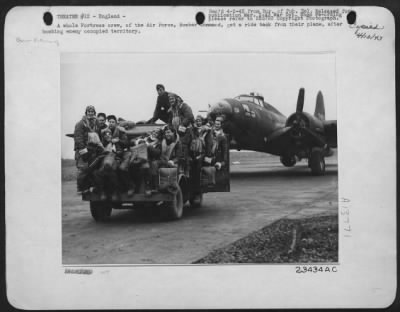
[208,96,287,155]
[207,91,337,163]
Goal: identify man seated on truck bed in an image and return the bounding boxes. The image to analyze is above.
[129,129,162,196]
[150,126,183,194]
[93,128,121,201]
[104,115,130,199]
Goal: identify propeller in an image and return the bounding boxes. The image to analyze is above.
[285,88,308,131]
[296,88,305,113]
[314,91,325,121]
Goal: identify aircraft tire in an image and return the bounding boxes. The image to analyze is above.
[90,201,112,222]
[162,185,184,221]
[310,148,326,175]
[280,155,296,167]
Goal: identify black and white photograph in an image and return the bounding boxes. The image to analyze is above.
[61,52,338,265]
[5,6,396,309]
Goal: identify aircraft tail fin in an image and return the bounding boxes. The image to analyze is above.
[314,91,325,121]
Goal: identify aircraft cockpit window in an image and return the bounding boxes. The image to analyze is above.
[235,95,263,107]
[255,98,263,106]
[235,95,252,102]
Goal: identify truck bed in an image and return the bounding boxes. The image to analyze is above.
[82,190,175,202]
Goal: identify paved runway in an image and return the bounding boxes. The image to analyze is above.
[62,153,338,265]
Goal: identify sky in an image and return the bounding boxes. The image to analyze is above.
[61,52,337,158]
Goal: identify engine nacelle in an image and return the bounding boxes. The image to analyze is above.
[286,112,325,136]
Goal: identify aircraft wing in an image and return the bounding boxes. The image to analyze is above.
[65,124,166,139]
[124,123,165,138]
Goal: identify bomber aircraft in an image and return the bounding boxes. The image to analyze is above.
[207,88,337,175]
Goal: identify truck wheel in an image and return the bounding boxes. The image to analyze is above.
[179,176,189,204]
[190,193,203,208]
[309,148,325,175]
[90,201,112,222]
[163,185,183,220]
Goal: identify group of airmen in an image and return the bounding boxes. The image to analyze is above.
[73,84,228,201]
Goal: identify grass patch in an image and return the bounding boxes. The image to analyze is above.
[194,215,338,264]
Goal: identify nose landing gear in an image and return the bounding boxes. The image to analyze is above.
[280,155,297,167]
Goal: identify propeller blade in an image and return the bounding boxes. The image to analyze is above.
[314,91,325,121]
[267,126,292,142]
[296,88,305,113]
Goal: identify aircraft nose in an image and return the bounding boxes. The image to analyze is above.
[208,99,233,121]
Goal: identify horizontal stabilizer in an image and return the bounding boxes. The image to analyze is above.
[65,123,165,139]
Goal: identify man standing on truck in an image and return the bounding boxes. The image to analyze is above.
[190,115,209,202]
[147,84,170,124]
[167,93,194,175]
[74,105,101,193]
[147,84,182,124]
[204,118,228,171]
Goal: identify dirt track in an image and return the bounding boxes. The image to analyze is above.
[62,153,338,265]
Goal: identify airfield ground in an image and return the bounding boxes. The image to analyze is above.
[62,151,338,265]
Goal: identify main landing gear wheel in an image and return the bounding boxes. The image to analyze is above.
[309,148,326,175]
[280,155,296,167]
[190,193,203,208]
[162,185,184,220]
[90,201,112,222]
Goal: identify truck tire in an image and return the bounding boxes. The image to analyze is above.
[178,176,189,204]
[163,185,183,220]
[190,193,203,208]
[90,201,112,222]
[309,148,325,175]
